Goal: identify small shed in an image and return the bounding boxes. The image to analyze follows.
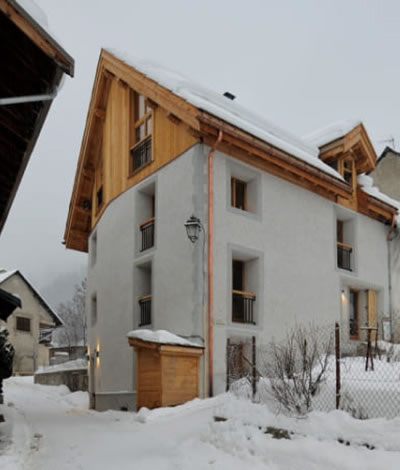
[127,330,203,410]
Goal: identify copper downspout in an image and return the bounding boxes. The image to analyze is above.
[207,129,223,397]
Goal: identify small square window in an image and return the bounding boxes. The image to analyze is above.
[231,178,247,210]
[16,317,31,332]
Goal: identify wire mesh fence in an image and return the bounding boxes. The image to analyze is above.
[226,321,400,419]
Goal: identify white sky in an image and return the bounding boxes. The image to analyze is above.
[1,0,400,304]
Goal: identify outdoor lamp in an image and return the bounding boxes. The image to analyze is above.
[184,215,202,243]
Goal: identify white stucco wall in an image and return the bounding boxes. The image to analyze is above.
[86,143,393,407]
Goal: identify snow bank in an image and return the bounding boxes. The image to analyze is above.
[36,358,86,374]
[107,49,343,181]
[127,329,202,347]
[303,119,361,148]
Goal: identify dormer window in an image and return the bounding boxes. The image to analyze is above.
[130,91,153,173]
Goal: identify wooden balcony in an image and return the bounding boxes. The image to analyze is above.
[232,289,256,324]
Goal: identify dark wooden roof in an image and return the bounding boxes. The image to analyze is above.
[0,0,74,234]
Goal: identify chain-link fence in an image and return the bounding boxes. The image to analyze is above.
[227,321,400,419]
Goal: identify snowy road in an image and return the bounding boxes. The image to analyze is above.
[1,377,400,469]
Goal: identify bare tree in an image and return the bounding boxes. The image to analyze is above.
[261,324,333,416]
[53,279,87,350]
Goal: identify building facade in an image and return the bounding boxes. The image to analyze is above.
[0,270,62,374]
[64,50,399,411]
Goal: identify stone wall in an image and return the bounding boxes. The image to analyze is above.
[34,368,87,392]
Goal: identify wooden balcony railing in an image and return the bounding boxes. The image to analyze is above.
[337,242,352,271]
[232,289,256,324]
[140,217,155,251]
[138,295,152,326]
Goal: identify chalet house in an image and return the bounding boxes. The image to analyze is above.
[64,50,400,411]
[0,269,62,374]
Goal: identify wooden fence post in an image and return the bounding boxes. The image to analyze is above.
[335,322,341,410]
[252,336,256,399]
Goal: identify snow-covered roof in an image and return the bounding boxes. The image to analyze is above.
[358,174,400,224]
[127,329,202,348]
[0,269,17,285]
[0,269,63,326]
[303,119,361,148]
[108,49,343,181]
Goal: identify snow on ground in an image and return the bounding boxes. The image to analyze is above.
[1,376,400,469]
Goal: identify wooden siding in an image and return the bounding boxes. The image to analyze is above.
[90,76,198,229]
[129,338,203,410]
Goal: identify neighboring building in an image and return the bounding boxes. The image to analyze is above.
[369,147,400,340]
[0,0,74,319]
[64,50,399,411]
[0,270,62,375]
[369,147,400,201]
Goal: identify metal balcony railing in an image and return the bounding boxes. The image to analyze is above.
[337,242,352,271]
[232,290,256,324]
[140,217,155,251]
[138,295,152,326]
[130,136,152,172]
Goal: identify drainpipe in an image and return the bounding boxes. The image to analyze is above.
[387,214,396,340]
[207,130,223,397]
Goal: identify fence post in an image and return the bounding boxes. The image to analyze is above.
[252,336,256,400]
[335,322,341,410]
[226,338,230,392]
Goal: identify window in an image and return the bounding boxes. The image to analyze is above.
[342,158,354,185]
[349,290,360,339]
[231,178,247,210]
[91,232,97,266]
[336,220,352,271]
[91,295,97,326]
[16,316,31,332]
[232,260,256,324]
[130,92,152,173]
[135,261,152,326]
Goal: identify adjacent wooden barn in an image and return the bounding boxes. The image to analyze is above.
[128,334,203,410]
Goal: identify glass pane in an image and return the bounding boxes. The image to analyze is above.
[138,95,145,119]
[146,116,152,135]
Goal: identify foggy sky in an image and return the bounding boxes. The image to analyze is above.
[1,0,400,306]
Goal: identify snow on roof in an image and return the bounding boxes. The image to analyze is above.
[127,329,202,348]
[358,174,400,224]
[0,269,63,326]
[108,49,343,181]
[0,269,17,285]
[303,119,361,148]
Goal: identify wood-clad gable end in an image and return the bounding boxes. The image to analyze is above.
[64,51,398,252]
[64,51,199,251]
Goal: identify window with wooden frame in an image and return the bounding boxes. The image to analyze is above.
[231,178,247,211]
[232,259,256,324]
[130,91,153,173]
[336,219,352,271]
[349,289,360,339]
[16,316,31,332]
